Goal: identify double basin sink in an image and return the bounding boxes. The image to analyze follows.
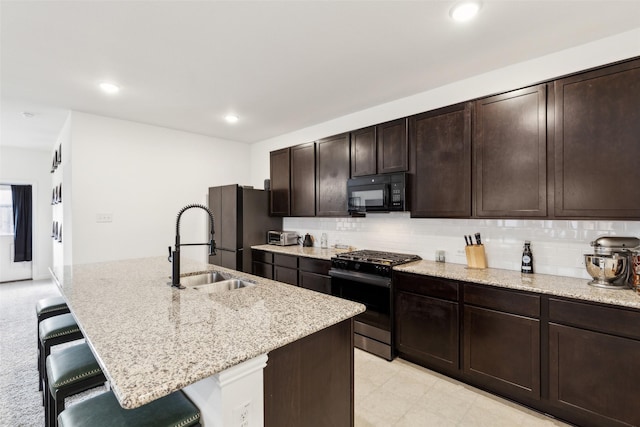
[179,271,256,293]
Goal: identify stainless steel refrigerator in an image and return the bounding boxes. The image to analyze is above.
[208,184,282,273]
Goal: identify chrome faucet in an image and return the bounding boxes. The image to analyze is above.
[168,203,216,288]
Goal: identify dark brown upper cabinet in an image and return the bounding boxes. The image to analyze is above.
[409,103,472,218]
[350,126,377,177]
[290,142,316,217]
[474,84,548,217]
[350,118,408,177]
[377,118,409,174]
[316,133,350,217]
[553,58,640,218]
[269,147,290,216]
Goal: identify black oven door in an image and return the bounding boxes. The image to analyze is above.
[329,269,391,332]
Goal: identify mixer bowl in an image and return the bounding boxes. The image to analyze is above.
[584,254,628,288]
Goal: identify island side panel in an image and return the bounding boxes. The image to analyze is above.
[264,319,354,427]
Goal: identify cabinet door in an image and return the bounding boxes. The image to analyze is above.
[299,271,331,295]
[274,266,298,286]
[264,320,353,427]
[474,85,547,217]
[395,290,459,375]
[377,118,408,174]
[270,148,291,216]
[554,59,640,218]
[316,134,350,216]
[350,126,377,177]
[252,261,273,279]
[409,103,471,218]
[291,143,316,217]
[549,323,640,427]
[463,305,540,400]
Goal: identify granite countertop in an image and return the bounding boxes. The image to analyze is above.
[251,244,354,260]
[51,257,365,409]
[252,243,639,308]
[395,260,640,310]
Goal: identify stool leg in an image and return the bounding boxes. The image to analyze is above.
[37,332,42,391]
[53,392,64,427]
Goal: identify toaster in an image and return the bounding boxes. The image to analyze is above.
[268,231,299,246]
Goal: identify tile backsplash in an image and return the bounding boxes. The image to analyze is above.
[284,213,640,280]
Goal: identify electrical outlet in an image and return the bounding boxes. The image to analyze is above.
[96,213,113,223]
[234,401,251,427]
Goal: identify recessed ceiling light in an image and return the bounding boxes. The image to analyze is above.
[225,114,239,124]
[450,1,482,22]
[99,82,120,94]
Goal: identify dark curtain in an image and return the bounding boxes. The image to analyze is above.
[11,185,32,262]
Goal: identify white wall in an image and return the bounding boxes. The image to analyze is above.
[62,112,251,266]
[249,28,640,279]
[0,146,53,280]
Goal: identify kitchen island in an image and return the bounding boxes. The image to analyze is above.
[51,257,365,426]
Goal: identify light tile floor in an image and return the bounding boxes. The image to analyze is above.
[353,349,572,427]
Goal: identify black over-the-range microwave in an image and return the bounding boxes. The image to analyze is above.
[347,172,408,214]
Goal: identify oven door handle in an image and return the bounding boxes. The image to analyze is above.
[328,269,392,288]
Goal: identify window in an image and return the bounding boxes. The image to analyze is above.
[0,185,14,235]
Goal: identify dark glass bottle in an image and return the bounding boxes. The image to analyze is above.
[521,241,533,274]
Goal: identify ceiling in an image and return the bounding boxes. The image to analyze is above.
[2,1,640,151]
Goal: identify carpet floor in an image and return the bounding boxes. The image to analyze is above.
[0,279,105,427]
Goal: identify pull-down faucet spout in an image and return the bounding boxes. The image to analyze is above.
[168,203,216,288]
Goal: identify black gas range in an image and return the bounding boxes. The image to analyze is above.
[329,249,421,360]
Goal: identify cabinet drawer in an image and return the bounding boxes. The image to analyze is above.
[299,271,331,295]
[464,284,540,318]
[274,253,298,268]
[299,257,331,275]
[274,266,298,286]
[252,250,273,264]
[394,272,458,301]
[549,298,640,340]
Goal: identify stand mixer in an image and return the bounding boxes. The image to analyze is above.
[584,236,640,289]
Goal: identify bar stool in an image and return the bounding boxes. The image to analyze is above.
[46,342,107,427]
[39,313,84,397]
[57,390,201,427]
[36,296,70,390]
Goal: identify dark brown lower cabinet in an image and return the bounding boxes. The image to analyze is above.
[463,284,541,401]
[299,257,332,294]
[394,276,640,427]
[274,253,298,286]
[463,305,540,401]
[252,249,274,279]
[549,323,640,427]
[394,272,460,376]
[548,297,640,427]
[264,319,354,427]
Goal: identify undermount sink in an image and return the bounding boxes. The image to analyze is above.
[179,271,228,287]
[178,271,255,292]
[192,279,255,293]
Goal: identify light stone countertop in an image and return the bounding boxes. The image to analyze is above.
[251,244,354,260]
[253,245,640,310]
[395,260,640,310]
[51,257,365,409]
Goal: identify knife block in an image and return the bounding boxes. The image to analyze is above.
[465,245,487,269]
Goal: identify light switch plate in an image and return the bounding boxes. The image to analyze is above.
[96,213,113,223]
